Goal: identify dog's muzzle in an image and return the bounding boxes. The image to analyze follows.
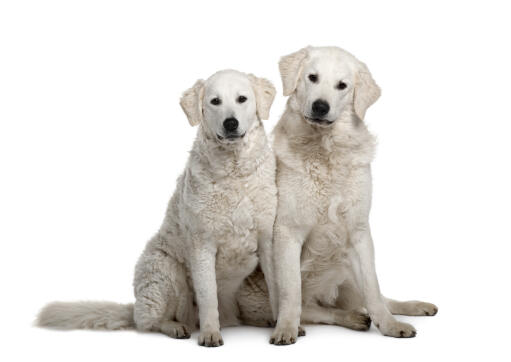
[216,132,246,141]
[304,116,334,126]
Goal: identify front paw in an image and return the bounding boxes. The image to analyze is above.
[270,325,299,345]
[377,320,416,338]
[198,330,224,347]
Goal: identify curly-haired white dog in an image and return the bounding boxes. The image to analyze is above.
[37,69,278,347]
[268,46,438,345]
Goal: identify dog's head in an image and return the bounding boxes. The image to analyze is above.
[180,70,276,144]
[279,46,380,127]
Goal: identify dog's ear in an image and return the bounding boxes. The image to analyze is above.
[353,61,381,120]
[248,74,276,120]
[279,48,308,96]
[180,79,205,127]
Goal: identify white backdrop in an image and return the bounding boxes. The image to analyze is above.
[1,0,510,361]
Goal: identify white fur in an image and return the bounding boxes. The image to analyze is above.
[269,46,438,345]
[37,70,279,347]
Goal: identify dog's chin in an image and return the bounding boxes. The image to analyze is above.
[304,116,335,128]
[216,133,246,145]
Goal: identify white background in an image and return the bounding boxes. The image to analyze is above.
[1,0,510,361]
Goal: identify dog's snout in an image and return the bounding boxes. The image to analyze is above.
[311,99,330,117]
[223,117,239,132]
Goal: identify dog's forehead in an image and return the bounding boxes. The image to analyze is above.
[205,70,251,96]
[306,48,356,78]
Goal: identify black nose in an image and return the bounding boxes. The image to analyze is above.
[223,117,239,132]
[311,99,330,117]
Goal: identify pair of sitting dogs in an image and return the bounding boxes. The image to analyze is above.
[38,46,437,347]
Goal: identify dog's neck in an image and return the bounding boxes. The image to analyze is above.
[275,105,375,166]
[190,119,271,179]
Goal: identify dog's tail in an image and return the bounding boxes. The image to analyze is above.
[36,301,135,330]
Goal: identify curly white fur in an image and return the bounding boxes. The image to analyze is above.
[38,70,278,347]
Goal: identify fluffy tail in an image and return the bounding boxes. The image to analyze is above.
[37,301,134,330]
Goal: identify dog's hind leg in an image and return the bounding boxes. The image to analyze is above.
[237,267,275,327]
[383,297,438,316]
[335,277,365,312]
[133,239,195,339]
[336,274,437,317]
[301,303,371,331]
[159,320,192,339]
[217,252,259,327]
[217,275,250,327]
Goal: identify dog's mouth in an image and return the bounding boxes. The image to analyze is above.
[304,116,334,126]
[216,133,246,142]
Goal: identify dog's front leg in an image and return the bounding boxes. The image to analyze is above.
[189,243,223,347]
[270,223,304,345]
[349,225,417,338]
[258,228,278,321]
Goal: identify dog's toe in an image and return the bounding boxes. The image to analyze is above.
[270,325,299,345]
[198,330,224,347]
[159,321,191,339]
[379,320,417,338]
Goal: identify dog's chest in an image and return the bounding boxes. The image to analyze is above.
[201,175,259,242]
[208,177,260,275]
[300,152,359,221]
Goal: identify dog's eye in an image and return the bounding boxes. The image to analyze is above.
[210,97,221,105]
[237,95,247,103]
[336,81,347,90]
[308,74,318,83]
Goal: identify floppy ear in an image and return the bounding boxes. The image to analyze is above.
[248,74,276,120]
[179,79,205,126]
[353,61,381,120]
[279,48,308,96]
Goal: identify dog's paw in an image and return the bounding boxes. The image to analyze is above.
[389,300,438,316]
[298,325,306,337]
[270,325,299,345]
[344,310,372,331]
[377,320,416,338]
[198,330,224,347]
[414,302,438,316]
[159,321,191,339]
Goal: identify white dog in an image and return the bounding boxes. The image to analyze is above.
[37,69,278,347]
[268,46,438,345]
